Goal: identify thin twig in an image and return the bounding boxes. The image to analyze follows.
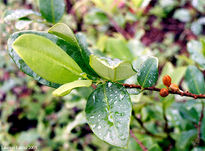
[123,83,205,99]
[130,130,148,151]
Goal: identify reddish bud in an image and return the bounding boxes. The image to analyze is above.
[162,75,172,87]
[160,88,169,97]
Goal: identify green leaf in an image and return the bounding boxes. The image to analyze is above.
[3,9,40,22]
[7,31,63,88]
[201,109,205,141]
[90,55,136,81]
[12,34,84,84]
[179,107,199,123]
[105,38,133,61]
[53,80,92,96]
[85,82,132,147]
[48,23,78,45]
[176,129,197,150]
[187,40,205,69]
[39,0,65,23]
[48,24,99,77]
[137,56,158,88]
[201,38,205,56]
[185,65,205,94]
[76,33,99,77]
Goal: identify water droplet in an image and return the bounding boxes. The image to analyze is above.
[120,94,124,100]
[97,125,101,129]
[108,82,112,87]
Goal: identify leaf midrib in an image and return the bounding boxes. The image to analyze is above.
[103,84,121,141]
[141,61,153,88]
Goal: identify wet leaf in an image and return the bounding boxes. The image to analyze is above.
[85,82,132,147]
[185,65,205,95]
[187,40,205,69]
[137,56,158,88]
[90,55,136,81]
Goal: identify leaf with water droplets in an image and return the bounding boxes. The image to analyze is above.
[185,65,205,95]
[90,54,136,81]
[85,82,132,147]
[137,56,158,88]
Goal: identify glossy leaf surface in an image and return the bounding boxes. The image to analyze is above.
[85,82,132,147]
[90,55,136,81]
[185,65,205,94]
[137,56,158,88]
[12,34,83,84]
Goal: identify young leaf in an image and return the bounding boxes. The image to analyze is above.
[137,56,158,88]
[90,55,136,81]
[185,65,205,94]
[48,23,78,46]
[85,82,132,147]
[53,80,92,96]
[12,34,84,84]
[49,24,99,77]
[39,0,65,23]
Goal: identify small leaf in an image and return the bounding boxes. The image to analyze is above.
[12,34,84,84]
[85,82,132,147]
[48,23,78,45]
[105,38,133,61]
[4,9,40,22]
[53,80,92,96]
[185,65,205,94]
[137,56,158,88]
[90,55,136,81]
[39,0,65,23]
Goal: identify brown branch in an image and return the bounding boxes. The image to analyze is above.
[122,83,205,99]
[130,130,148,151]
